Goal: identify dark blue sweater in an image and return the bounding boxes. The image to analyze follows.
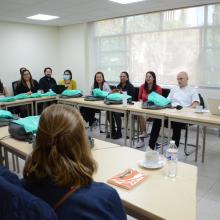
[23,180,127,220]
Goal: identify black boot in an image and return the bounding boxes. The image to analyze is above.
[112,131,122,139]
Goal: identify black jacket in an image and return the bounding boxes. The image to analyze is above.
[39,76,57,93]
[15,80,39,95]
[117,81,135,101]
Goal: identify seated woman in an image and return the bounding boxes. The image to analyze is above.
[23,104,126,220]
[0,80,9,97]
[60,69,77,90]
[15,69,39,95]
[81,72,111,129]
[110,72,135,139]
[135,71,162,148]
[15,69,39,117]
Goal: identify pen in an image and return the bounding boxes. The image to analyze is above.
[119,169,132,178]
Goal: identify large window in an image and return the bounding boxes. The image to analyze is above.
[92,3,220,87]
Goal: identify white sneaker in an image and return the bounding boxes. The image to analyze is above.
[135,140,145,148]
[139,132,147,138]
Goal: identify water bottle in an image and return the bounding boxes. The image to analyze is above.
[122,91,127,107]
[166,140,178,178]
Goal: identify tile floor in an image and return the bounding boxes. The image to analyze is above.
[8,122,220,220]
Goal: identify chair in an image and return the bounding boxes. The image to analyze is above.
[183,93,205,156]
[12,80,19,95]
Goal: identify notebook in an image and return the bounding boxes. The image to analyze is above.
[107,168,147,190]
[207,98,220,116]
[51,85,66,94]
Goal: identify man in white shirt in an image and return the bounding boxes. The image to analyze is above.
[149,71,200,149]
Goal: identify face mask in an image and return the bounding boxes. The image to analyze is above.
[63,75,70,80]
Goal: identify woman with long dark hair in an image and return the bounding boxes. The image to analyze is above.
[92,72,111,92]
[135,71,162,148]
[15,69,39,95]
[81,72,111,130]
[109,71,135,139]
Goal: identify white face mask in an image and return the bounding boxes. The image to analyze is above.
[63,75,70,80]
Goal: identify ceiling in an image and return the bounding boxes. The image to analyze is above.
[0,0,218,26]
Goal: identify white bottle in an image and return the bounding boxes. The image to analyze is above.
[122,91,127,107]
[166,140,178,178]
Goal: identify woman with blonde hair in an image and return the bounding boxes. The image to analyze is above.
[23,104,126,220]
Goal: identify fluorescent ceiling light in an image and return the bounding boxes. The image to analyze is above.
[27,14,59,21]
[109,0,146,4]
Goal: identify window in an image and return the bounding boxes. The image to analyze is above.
[92,3,220,87]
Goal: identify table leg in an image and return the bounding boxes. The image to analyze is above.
[16,156,20,173]
[161,117,164,154]
[129,113,133,147]
[110,112,112,139]
[3,148,9,169]
[124,111,127,146]
[202,126,207,163]
[0,145,3,165]
[195,125,199,162]
[12,154,16,171]
[35,101,38,115]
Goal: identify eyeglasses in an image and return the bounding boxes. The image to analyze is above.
[177,78,184,80]
[146,76,153,79]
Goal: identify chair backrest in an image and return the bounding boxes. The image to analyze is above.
[162,88,170,98]
[199,93,205,108]
[12,80,20,95]
[134,87,139,101]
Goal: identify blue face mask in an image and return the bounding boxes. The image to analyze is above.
[63,75,70,80]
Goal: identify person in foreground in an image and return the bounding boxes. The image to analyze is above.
[149,71,200,150]
[23,104,126,220]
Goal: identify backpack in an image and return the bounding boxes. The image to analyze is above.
[60,90,82,98]
[104,93,132,105]
[0,96,16,102]
[8,122,35,143]
[8,116,40,143]
[0,110,18,127]
[148,92,171,107]
[142,101,171,110]
[92,88,108,98]
[84,95,104,101]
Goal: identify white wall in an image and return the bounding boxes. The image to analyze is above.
[0,21,59,95]
[57,23,89,93]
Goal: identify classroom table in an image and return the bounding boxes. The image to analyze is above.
[0,98,34,115]
[165,108,220,162]
[57,97,129,145]
[93,147,197,220]
[0,125,121,168]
